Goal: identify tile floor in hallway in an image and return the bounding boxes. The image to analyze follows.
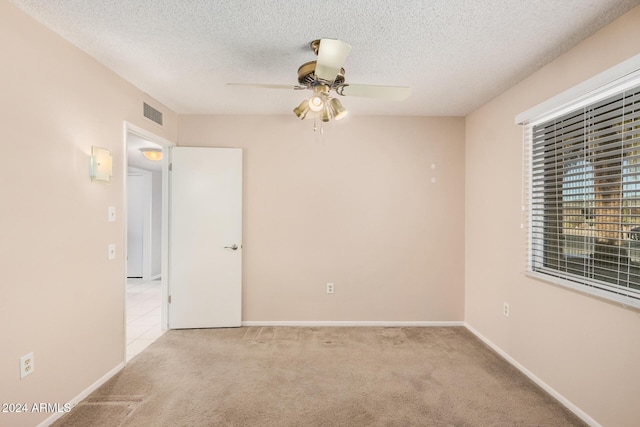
[126,278,164,361]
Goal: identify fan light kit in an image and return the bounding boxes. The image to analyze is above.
[228,38,411,131]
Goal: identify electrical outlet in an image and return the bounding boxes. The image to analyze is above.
[503,302,510,317]
[20,352,34,379]
[326,283,334,294]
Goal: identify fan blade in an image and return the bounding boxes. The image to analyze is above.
[315,39,352,83]
[227,83,303,90]
[339,84,411,101]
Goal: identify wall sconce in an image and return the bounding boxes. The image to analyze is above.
[140,148,163,161]
[89,145,112,182]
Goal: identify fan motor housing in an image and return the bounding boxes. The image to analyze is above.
[297,61,345,88]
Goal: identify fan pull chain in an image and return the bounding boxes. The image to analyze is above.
[312,116,324,143]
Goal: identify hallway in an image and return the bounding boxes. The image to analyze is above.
[126,278,163,361]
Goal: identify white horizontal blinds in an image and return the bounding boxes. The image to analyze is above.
[530,82,640,301]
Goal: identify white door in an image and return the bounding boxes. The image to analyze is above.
[127,173,144,278]
[168,147,242,328]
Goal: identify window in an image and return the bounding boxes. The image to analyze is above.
[527,81,640,307]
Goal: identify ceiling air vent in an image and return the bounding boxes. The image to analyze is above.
[143,102,163,126]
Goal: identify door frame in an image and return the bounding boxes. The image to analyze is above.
[123,122,175,341]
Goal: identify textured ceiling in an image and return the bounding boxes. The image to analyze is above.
[10,0,640,117]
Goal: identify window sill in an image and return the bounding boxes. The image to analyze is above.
[524,270,640,311]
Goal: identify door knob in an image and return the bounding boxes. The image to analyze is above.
[224,244,239,250]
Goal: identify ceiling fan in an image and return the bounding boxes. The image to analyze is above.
[228,38,411,123]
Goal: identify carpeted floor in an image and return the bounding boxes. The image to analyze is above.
[53,327,586,426]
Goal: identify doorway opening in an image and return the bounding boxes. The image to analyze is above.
[125,129,168,361]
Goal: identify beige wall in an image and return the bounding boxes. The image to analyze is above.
[178,115,465,322]
[0,3,177,426]
[465,6,640,427]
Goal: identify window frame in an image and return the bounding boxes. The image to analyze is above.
[518,54,640,310]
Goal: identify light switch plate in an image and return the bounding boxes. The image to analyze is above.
[108,244,116,260]
[108,206,116,222]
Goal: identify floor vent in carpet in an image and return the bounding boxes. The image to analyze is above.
[53,396,144,427]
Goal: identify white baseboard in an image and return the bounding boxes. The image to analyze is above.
[241,320,465,327]
[463,323,600,427]
[38,362,124,427]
